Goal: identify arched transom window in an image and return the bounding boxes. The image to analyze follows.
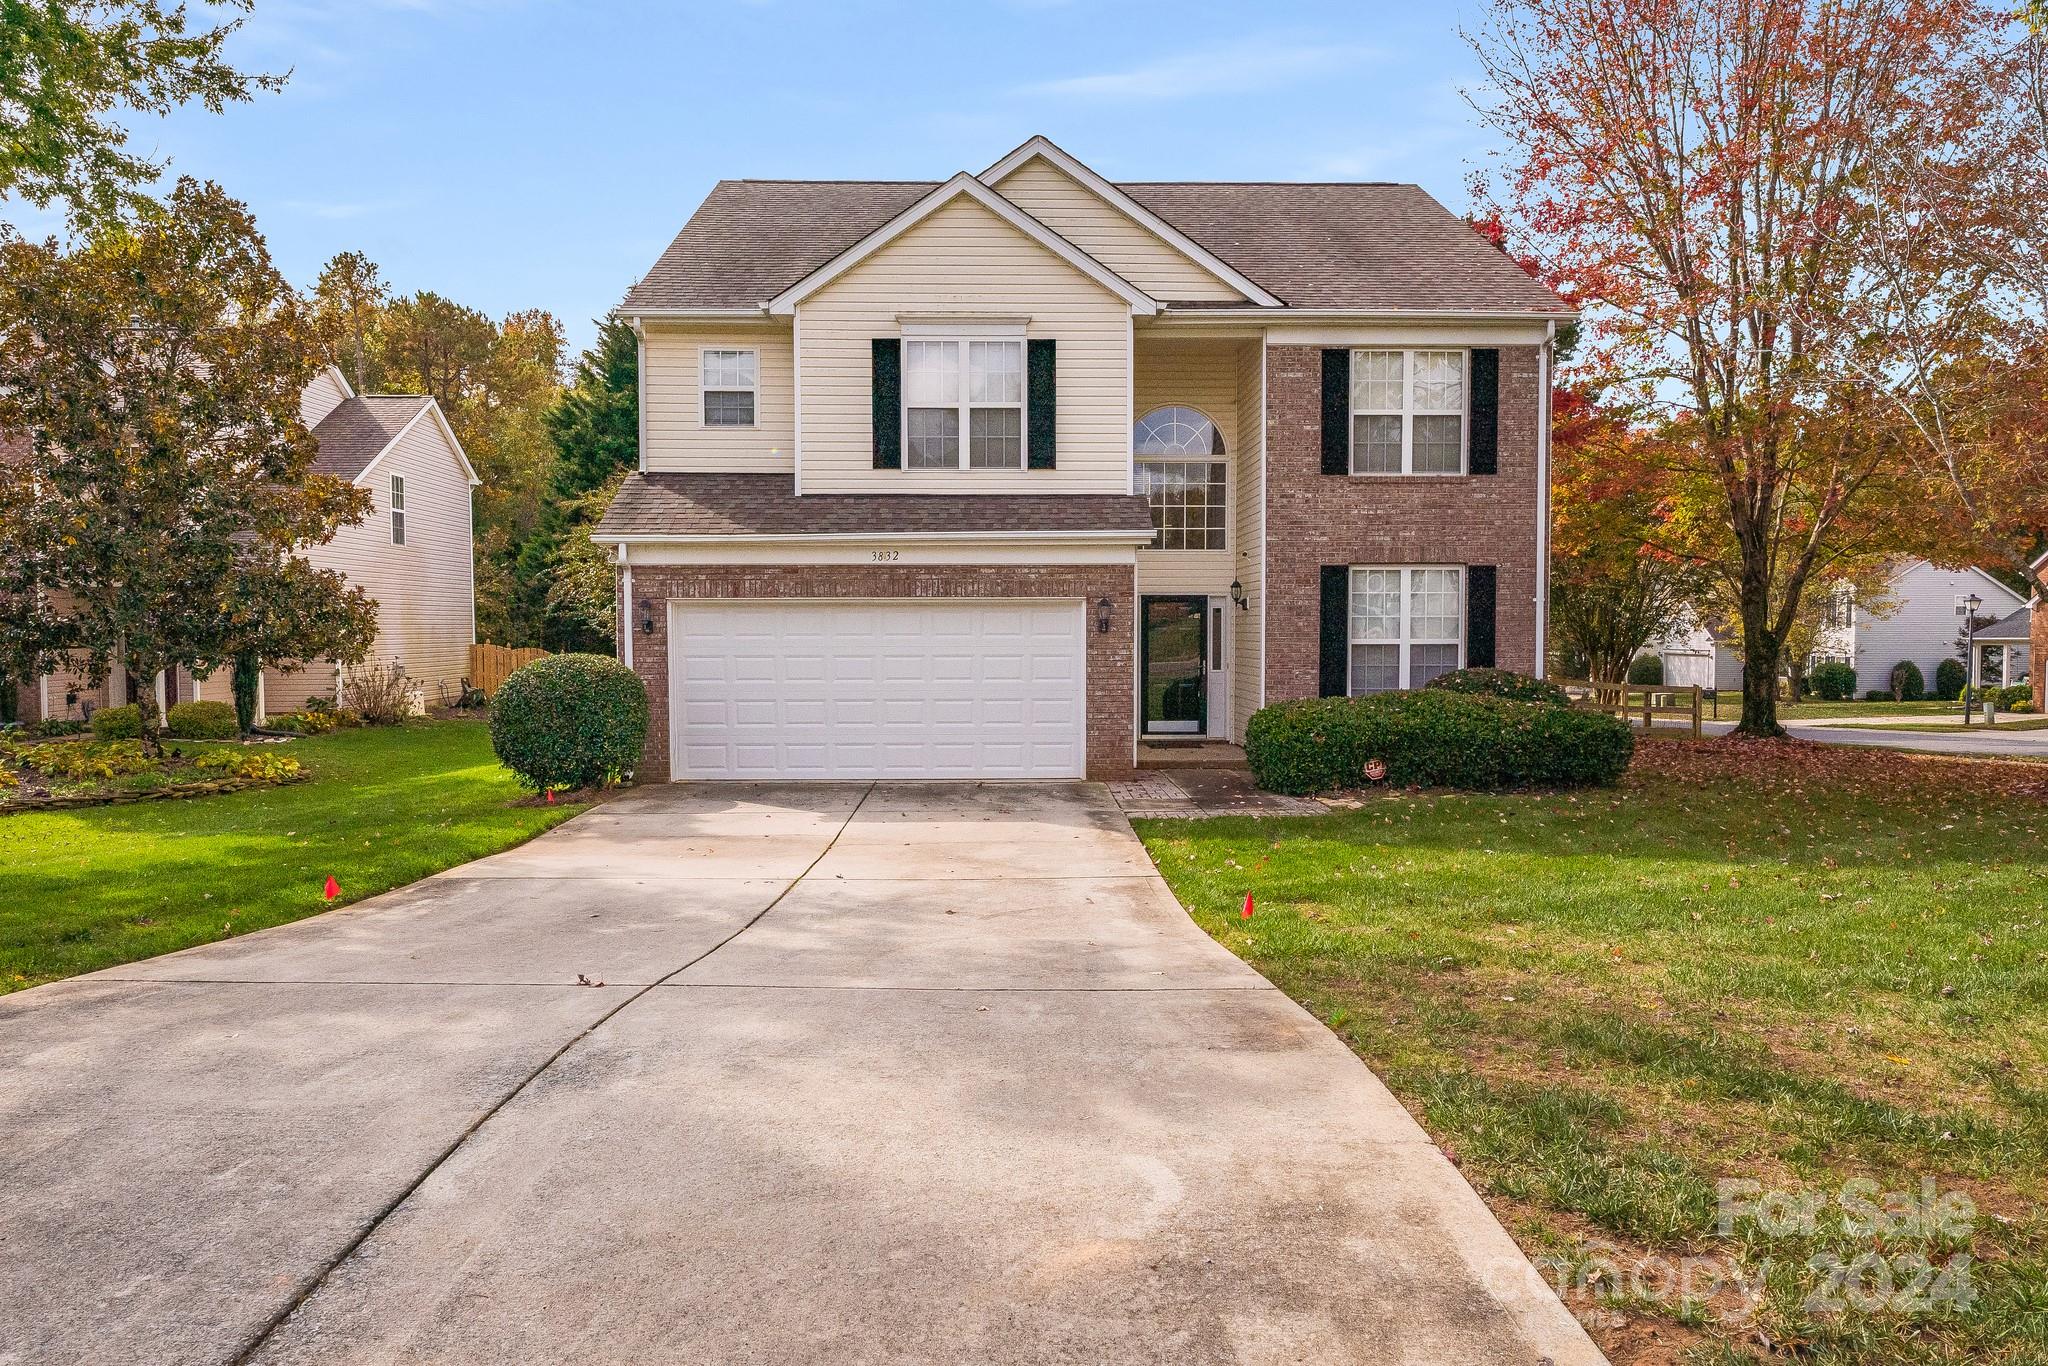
[1133,407,1226,550]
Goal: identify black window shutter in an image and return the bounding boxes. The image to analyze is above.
[1469,348,1499,475]
[1466,566,1497,668]
[871,339,901,469]
[1027,338,1056,470]
[1320,349,1350,476]
[1320,566,1351,697]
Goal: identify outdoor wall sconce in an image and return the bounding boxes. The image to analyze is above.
[1095,597,1113,634]
[638,598,656,635]
[1229,578,1248,611]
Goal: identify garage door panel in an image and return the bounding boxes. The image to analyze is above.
[669,601,1087,780]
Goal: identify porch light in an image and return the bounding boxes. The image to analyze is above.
[638,598,656,635]
[1229,578,1248,611]
[1095,597,1114,634]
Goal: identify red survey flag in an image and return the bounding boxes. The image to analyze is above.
[323,875,340,901]
[1242,893,1255,919]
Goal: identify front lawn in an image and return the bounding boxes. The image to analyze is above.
[1137,740,2048,1365]
[0,720,586,992]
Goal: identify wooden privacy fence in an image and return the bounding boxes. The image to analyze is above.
[468,644,549,698]
[1555,679,1704,738]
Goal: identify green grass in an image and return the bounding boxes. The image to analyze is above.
[1136,754,2048,1365]
[0,720,586,992]
[1711,699,1967,721]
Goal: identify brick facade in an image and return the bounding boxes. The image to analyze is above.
[622,563,1137,782]
[1261,344,1546,701]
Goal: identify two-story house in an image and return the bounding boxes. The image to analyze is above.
[593,137,1570,781]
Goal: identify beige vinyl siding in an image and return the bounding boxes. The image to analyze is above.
[993,159,1243,304]
[301,369,351,429]
[1133,338,1240,597]
[1232,338,1265,743]
[797,194,1134,495]
[264,410,475,716]
[642,321,794,473]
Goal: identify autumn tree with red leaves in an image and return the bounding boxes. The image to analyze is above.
[1468,0,2023,735]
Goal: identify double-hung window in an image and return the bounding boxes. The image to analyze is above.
[389,475,406,546]
[1351,349,1466,475]
[1132,406,1227,550]
[905,338,1024,470]
[1349,566,1463,692]
[702,348,757,427]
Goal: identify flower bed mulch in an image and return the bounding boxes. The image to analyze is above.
[0,736,305,814]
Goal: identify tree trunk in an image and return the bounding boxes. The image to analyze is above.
[128,659,166,755]
[232,653,261,734]
[1736,597,1785,738]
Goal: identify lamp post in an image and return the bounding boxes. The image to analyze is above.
[1963,593,1982,725]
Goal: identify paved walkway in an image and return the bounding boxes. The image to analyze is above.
[1,782,1600,1365]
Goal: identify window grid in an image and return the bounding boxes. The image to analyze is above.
[390,475,406,546]
[701,348,757,428]
[904,338,1024,470]
[1349,349,1466,476]
[1348,566,1463,694]
[1136,460,1227,550]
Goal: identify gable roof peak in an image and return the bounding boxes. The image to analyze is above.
[979,136,1284,308]
[764,171,1158,316]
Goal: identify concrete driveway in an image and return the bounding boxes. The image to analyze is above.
[1,783,1602,1366]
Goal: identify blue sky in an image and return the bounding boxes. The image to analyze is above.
[12,0,1499,356]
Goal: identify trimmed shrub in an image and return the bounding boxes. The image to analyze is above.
[1865,689,1892,701]
[1933,658,1967,701]
[1627,654,1665,685]
[1809,661,1857,702]
[489,653,648,792]
[1245,690,1633,796]
[91,704,142,739]
[1890,660,1925,702]
[32,717,86,737]
[1425,667,1570,707]
[167,700,238,739]
[1993,683,2034,712]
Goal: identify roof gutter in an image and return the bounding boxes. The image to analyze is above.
[591,528,1155,547]
[1156,306,1579,324]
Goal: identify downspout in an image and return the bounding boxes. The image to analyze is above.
[619,543,634,671]
[1535,320,1555,678]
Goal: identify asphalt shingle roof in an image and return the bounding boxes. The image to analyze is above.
[1979,606,2034,641]
[618,176,1569,315]
[593,472,1155,539]
[309,395,432,480]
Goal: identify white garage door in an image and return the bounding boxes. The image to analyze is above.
[669,600,1087,780]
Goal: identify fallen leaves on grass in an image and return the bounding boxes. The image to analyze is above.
[1630,737,2048,803]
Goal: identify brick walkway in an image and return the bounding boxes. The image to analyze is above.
[1109,770,1324,820]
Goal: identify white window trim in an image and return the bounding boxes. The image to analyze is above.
[700,346,759,429]
[390,474,406,546]
[1347,565,1466,693]
[1135,455,1229,552]
[1349,347,1469,477]
[901,335,1028,472]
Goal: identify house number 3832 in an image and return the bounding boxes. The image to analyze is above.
[869,549,900,562]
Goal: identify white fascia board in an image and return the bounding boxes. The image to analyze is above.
[353,400,481,489]
[764,173,1158,317]
[1168,307,1577,325]
[322,364,357,399]
[613,306,767,319]
[979,137,1284,308]
[594,528,1153,546]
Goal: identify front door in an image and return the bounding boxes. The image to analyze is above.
[1142,596,1207,735]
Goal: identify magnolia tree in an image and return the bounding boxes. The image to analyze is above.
[0,180,376,744]
[1467,0,2023,735]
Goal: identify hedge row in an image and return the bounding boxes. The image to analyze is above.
[1244,688,1634,796]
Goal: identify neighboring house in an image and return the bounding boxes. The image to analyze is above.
[1652,559,2026,696]
[7,367,479,724]
[591,136,1570,781]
